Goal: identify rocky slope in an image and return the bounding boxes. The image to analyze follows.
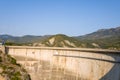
[77,26,120,40]
[0,51,31,80]
[76,26,120,50]
[33,34,94,48]
[33,34,95,48]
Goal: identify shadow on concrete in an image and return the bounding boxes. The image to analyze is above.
[6,47,120,80]
[99,53,120,80]
[17,52,119,80]
[54,52,120,80]
[54,54,120,63]
[100,63,120,80]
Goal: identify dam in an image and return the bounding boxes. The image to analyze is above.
[2,46,120,80]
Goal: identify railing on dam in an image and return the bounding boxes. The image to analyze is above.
[4,46,120,80]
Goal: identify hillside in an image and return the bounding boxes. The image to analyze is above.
[76,26,120,50]
[77,26,120,40]
[0,51,31,80]
[34,34,86,48]
[0,26,120,50]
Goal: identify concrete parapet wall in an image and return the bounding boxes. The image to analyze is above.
[5,46,120,80]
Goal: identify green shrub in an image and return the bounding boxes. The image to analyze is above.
[0,56,2,62]
[11,76,21,80]
[10,57,17,64]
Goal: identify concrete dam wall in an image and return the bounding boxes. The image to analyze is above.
[5,46,120,80]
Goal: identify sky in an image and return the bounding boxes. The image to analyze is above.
[0,0,120,36]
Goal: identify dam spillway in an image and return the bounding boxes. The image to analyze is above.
[4,46,120,80]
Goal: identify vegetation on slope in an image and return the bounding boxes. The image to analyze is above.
[0,51,31,80]
[0,26,120,50]
[88,36,120,50]
[38,34,94,48]
[76,27,120,50]
[77,26,120,40]
[0,35,50,43]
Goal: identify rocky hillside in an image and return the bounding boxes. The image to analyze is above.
[1,26,120,50]
[76,26,120,50]
[34,34,85,48]
[77,26,120,40]
[0,51,31,80]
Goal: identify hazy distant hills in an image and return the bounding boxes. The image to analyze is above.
[0,35,50,43]
[0,26,120,50]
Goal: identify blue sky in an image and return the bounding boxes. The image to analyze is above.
[0,0,120,36]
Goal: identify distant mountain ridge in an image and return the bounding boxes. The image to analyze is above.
[0,35,51,43]
[0,26,120,50]
[77,26,120,40]
[75,26,120,50]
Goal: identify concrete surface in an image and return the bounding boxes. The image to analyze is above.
[3,46,120,80]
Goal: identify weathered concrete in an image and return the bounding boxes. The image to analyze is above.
[4,46,120,80]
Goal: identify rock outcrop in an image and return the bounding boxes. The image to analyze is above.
[34,34,84,48]
[0,51,31,80]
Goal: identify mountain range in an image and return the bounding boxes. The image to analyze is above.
[77,26,120,40]
[0,35,50,43]
[76,26,120,50]
[0,26,120,50]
